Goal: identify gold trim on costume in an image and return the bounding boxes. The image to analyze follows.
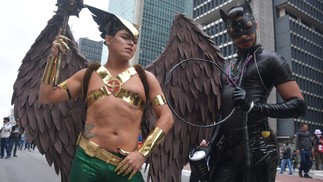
[58,80,72,99]
[152,95,167,106]
[116,15,140,41]
[42,55,58,85]
[87,86,111,106]
[97,66,137,90]
[86,66,145,109]
[58,80,68,89]
[261,131,271,138]
[77,134,122,166]
[97,66,137,94]
[117,89,144,110]
[86,86,144,110]
[139,127,165,157]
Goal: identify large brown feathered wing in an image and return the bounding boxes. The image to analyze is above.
[144,13,225,181]
[11,6,89,182]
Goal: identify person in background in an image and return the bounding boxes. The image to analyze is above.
[296,123,313,178]
[291,149,298,171]
[19,131,26,151]
[8,118,22,157]
[280,142,293,175]
[313,129,323,170]
[0,117,12,159]
[39,5,174,182]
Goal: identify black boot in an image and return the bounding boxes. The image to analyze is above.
[298,171,303,177]
[303,173,312,178]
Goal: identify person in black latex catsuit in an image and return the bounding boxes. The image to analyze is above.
[190,2,307,182]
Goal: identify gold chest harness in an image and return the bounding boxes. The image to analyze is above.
[86,65,145,110]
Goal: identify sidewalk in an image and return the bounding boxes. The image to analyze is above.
[277,167,323,179]
[0,148,60,182]
[1,149,323,182]
[277,169,323,182]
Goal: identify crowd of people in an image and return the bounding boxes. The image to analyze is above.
[0,117,36,159]
[278,124,323,179]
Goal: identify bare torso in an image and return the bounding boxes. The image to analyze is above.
[84,67,146,153]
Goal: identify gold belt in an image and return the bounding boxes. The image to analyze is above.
[77,135,122,166]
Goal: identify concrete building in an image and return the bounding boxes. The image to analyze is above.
[193,0,323,143]
[274,0,323,139]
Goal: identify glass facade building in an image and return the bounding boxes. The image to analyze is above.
[109,0,193,67]
[78,37,103,63]
[109,0,136,22]
[139,0,193,66]
[193,0,323,140]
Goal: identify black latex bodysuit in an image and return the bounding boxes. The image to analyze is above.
[208,44,294,182]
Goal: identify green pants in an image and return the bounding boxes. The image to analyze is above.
[69,146,144,182]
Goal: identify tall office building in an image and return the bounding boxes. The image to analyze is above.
[108,0,193,66]
[78,37,104,63]
[139,0,193,66]
[193,0,323,142]
[108,0,140,65]
[274,0,323,137]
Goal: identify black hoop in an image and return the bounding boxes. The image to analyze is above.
[163,58,236,128]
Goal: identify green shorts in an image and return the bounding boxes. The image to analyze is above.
[69,146,144,182]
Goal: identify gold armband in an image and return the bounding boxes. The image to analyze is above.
[152,95,167,106]
[41,55,58,85]
[57,80,68,89]
[138,127,165,157]
[58,80,72,99]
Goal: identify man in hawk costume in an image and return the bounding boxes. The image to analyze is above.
[39,3,175,182]
[12,0,225,181]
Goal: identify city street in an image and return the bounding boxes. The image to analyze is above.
[1,148,323,182]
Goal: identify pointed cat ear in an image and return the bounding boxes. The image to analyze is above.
[220,9,229,22]
[243,1,253,15]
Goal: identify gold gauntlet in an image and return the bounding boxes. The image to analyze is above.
[152,95,167,106]
[42,55,58,85]
[139,127,165,157]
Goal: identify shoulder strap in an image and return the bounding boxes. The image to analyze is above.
[83,63,101,100]
[133,64,149,101]
[133,64,150,141]
[83,63,150,101]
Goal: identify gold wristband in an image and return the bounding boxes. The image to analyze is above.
[139,127,165,157]
[41,55,58,85]
[152,95,167,106]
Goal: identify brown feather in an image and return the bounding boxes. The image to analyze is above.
[11,7,89,182]
[145,13,224,181]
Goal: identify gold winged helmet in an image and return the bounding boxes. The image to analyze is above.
[11,1,89,182]
[144,13,224,181]
[12,2,224,182]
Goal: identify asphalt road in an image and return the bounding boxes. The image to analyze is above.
[1,148,323,182]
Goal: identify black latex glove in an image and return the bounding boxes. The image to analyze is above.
[232,86,251,112]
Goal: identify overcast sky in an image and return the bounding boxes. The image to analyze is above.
[0,0,108,125]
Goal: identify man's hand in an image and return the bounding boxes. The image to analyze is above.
[52,35,70,56]
[232,86,252,112]
[51,28,70,57]
[114,150,146,180]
